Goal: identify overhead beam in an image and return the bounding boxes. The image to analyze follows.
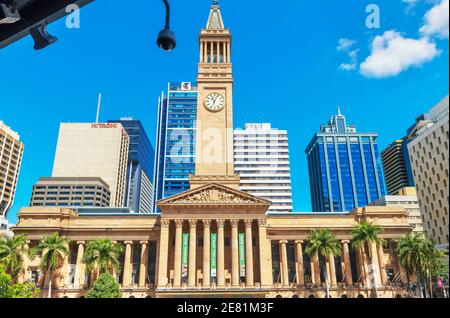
[0,0,95,49]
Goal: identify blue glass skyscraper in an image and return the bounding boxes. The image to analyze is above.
[305,109,386,212]
[108,118,155,213]
[154,82,197,209]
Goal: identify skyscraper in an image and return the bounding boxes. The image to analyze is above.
[305,109,386,212]
[234,123,293,213]
[0,121,24,218]
[381,138,415,195]
[407,96,449,250]
[52,123,130,207]
[108,119,155,214]
[154,82,197,206]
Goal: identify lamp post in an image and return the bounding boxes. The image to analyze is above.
[157,0,176,51]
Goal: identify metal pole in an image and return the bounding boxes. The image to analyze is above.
[162,0,170,29]
[96,93,102,123]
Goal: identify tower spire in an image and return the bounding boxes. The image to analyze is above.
[337,105,342,116]
[206,0,225,30]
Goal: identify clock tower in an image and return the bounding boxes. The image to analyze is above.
[193,0,236,187]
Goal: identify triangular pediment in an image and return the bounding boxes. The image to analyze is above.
[157,183,271,207]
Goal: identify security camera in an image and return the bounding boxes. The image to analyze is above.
[0,3,20,24]
[157,0,176,52]
[157,28,176,52]
[29,24,57,50]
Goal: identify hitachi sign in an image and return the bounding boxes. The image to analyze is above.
[91,123,118,129]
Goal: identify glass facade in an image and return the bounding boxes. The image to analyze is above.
[108,119,155,213]
[154,82,197,210]
[305,111,386,212]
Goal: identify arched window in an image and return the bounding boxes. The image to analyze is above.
[276,295,283,298]
[292,294,299,298]
[341,295,348,298]
[357,294,365,298]
[308,294,316,298]
[395,294,402,298]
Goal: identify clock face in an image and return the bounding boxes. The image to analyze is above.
[204,93,225,112]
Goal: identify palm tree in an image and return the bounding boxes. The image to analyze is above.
[423,239,447,298]
[83,240,123,281]
[397,233,444,298]
[351,221,386,292]
[305,229,341,298]
[30,233,69,298]
[0,235,28,281]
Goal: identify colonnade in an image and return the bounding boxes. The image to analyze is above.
[157,218,272,289]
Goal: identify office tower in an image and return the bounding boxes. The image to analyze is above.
[0,121,24,218]
[305,108,386,212]
[108,119,155,214]
[407,96,449,249]
[154,82,197,204]
[373,187,424,233]
[52,123,129,207]
[234,123,293,213]
[30,177,111,208]
[381,138,415,195]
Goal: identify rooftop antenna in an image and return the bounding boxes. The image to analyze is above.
[95,93,102,123]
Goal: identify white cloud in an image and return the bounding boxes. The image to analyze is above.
[337,39,359,71]
[337,38,357,52]
[420,0,449,39]
[360,30,439,78]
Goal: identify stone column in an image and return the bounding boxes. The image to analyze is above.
[217,220,225,287]
[342,240,353,286]
[139,241,148,288]
[203,220,211,288]
[62,242,71,287]
[173,220,183,288]
[231,220,240,287]
[328,254,337,287]
[244,220,254,287]
[18,240,31,283]
[258,219,273,288]
[360,246,371,287]
[73,241,85,288]
[280,240,290,287]
[370,242,382,287]
[377,244,388,286]
[294,240,305,287]
[312,252,321,286]
[122,241,133,287]
[188,220,197,287]
[157,219,170,288]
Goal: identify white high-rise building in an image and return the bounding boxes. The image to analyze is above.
[52,123,130,208]
[407,96,449,250]
[234,123,293,213]
[0,121,24,219]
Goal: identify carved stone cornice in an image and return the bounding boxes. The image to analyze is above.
[157,183,271,208]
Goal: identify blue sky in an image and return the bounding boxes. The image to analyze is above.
[1,0,448,224]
